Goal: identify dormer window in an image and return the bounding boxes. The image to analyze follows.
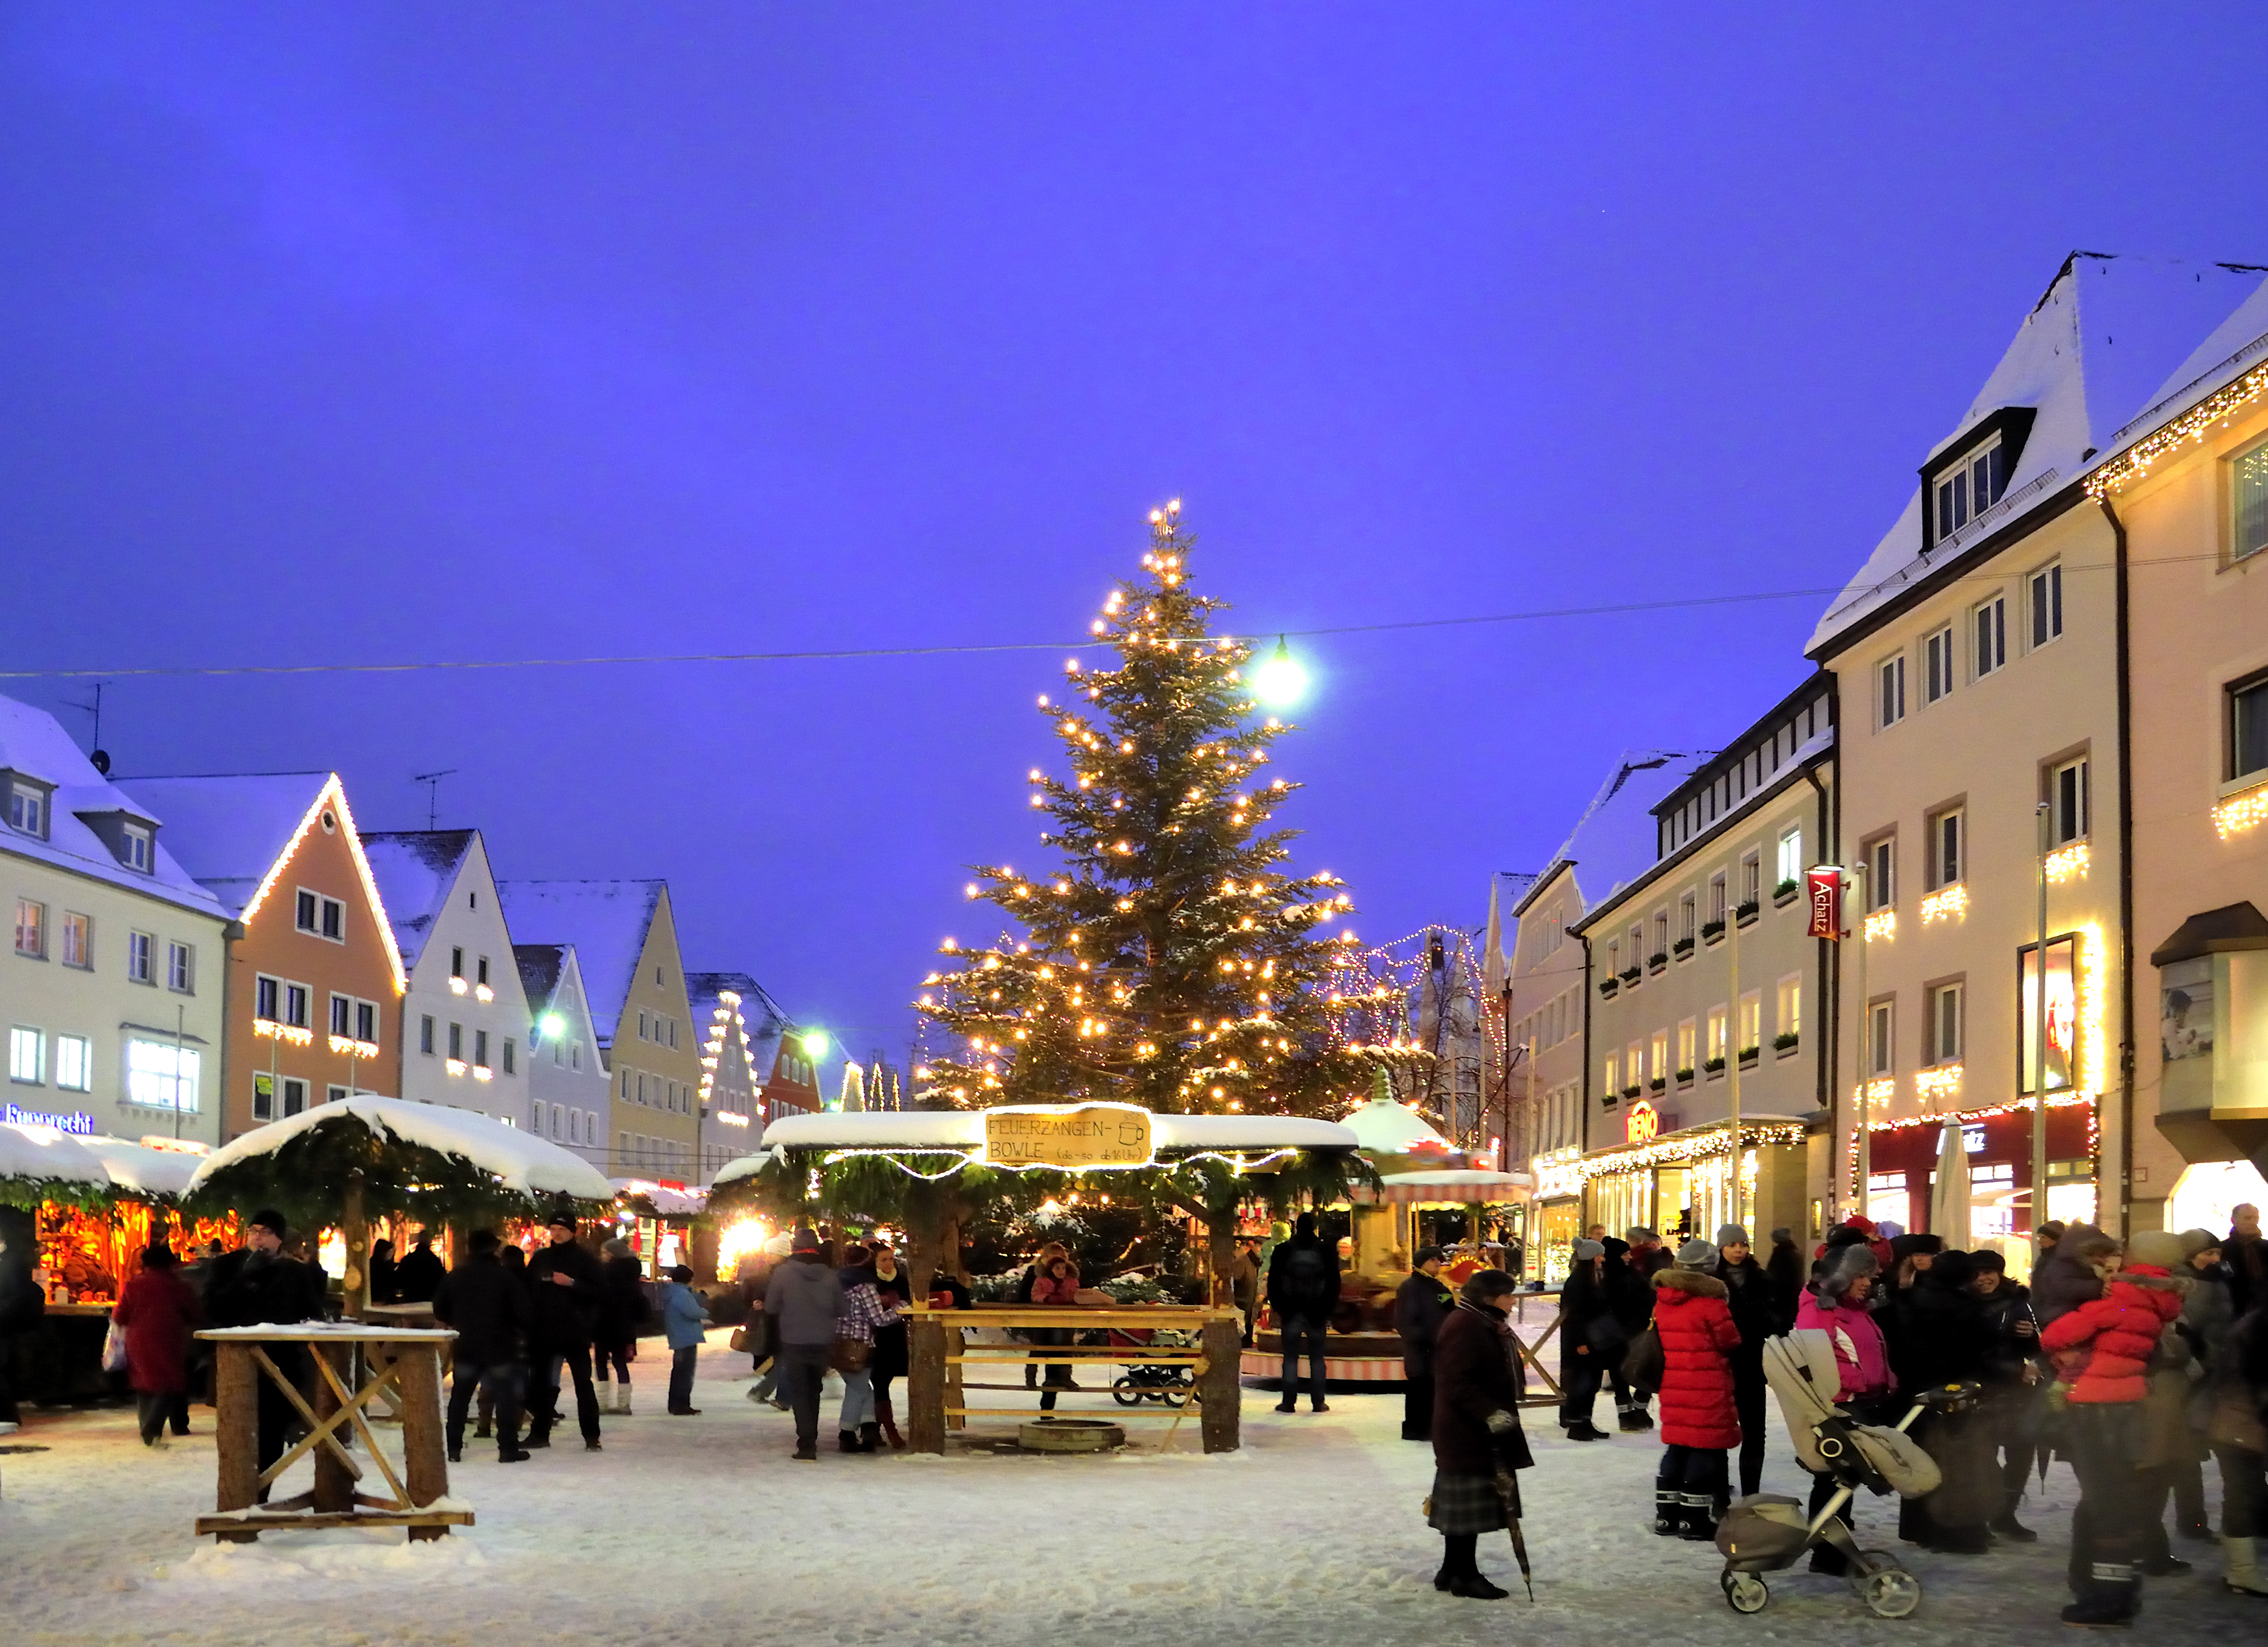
[121,823,152,873]
[1934,435,2006,544]
[8,781,48,840]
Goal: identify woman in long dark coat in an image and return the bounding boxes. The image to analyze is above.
[113,1243,200,1445]
[1428,1268,1534,1600]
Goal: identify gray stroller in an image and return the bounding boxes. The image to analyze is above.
[1712,1330,1978,1619]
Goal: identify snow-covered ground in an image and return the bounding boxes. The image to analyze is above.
[0,1332,2248,1647]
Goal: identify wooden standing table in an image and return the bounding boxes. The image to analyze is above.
[195,1324,470,1543]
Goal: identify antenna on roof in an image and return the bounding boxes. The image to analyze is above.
[64,682,110,774]
[412,769,458,829]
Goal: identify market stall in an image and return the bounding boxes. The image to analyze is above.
[608,1178,709,1281]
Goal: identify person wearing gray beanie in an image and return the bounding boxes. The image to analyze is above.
[1716,1224,1749,1250]
[1675,1238,1720,1272]
[1571,1238,1604,1261]
[1713,1223,1775,1498]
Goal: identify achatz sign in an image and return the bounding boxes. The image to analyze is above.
[983,1103,1154,1169]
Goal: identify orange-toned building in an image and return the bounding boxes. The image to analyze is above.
[120,773,404,1142]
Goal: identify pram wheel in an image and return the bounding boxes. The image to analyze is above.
[1855,1566,1921,1619]
[1111,1376,1142,1408]
[1720,1572,1770,1614]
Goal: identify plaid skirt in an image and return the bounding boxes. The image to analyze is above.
[1425,1469,1511,1534]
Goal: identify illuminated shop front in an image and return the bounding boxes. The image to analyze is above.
[1554,1106,1811,1249]
[1862,1095,2097,1250]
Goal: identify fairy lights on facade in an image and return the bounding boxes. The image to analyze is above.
[2045,842,2090,884]
[1544,1120,1805,1187]
[1915,1064,1962,1101]
[327,1035,382,1060]
[235,774,407,995]
[1919,885,1967,924]
[2087,355,2268,497]
[1863,910,1896,943]
[254,1019,314,1047]
[2215,782,2268,840]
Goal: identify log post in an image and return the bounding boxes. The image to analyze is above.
[906,1184,943,1305]
[310,1345,354,1513]
[341,1170,369,1320]
[212,1341,260,1540]
[1198,1315,1241,1454]
[908,1313,947,1454]
[394,1343,452,1540]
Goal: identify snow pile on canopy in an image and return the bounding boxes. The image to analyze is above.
[610,1178,706,1217]
[0,1121,109,1194]
[723,1108,1357,1179]
[77,1136,204,1200]
[1338,1096,1451,1157]
[187,1096,614,1203]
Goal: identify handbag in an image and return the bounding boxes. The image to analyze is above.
[1621,1316,1663,1394]
[830,1336,873,1374]
[727,1325,749,1354]
[101,1318,130,1374]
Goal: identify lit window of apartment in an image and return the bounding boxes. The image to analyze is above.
[1878,653,1906,729]
[54,1034,90,1091]
[1649,1030,1668,1086]
[1865,835,1896,909]
[15,899,46,958]
[1677,1019,1696,1075]
[1775,975,1801,1045]
[1775,827,1802,895]
[1624,1039,1643,1094]
[2047,755,2089,845]
[1933,433,2006,543]
[2230,672,2268,781]
[1923,624,1956,706]
[10,1026,43,1084]
[1677,892,1695,949]
[1928,982,1964,1065]
[167,942,194,993]
[1705,1006,1727,1065]
[1868,998,1895,1078]
[8,781,48,838]
[1927,807,1964,889]
[127,931,153,983]
[1603,1051,1619,1095]
[59,911,90,969]
[126,1038,199,1112]
[1973,593,2007,678]
[2028,561,2064,649]
[1738,991,1761,1056]
[2232,436,2268,564]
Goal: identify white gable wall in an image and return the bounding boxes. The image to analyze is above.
[396,837,532,1125]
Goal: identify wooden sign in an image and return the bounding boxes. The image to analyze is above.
[1805,866,1844,939]
[982,1104,1154,1168]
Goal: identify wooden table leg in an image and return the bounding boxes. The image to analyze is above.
[312,1345,355,1514]
[213,1344,260,1543]
[908,1317,946,1454]
[396,1346,451,1540]
[1199,1318,1241,1454]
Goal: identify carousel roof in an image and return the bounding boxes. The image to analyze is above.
[186,1095,615,1203]
[1338,1095,1453,1157]
[1349,1168,1534,1205]
[715,1106,1357,1183]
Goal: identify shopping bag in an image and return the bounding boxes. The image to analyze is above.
[101,1319,130,1374]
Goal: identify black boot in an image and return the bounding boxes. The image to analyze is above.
[2060,1568,2139,1629]
[1653,1490,1681,1536]
[1992,1490,2040,1544]
[1680,1494,1717,1542]
[839,1429,861,1453]
[857,1421,881,1453]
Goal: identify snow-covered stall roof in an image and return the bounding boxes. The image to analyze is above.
[1349,1168,1533,1205]
[186,1096,614,1203]
[77,1136,204,1200]
[716,1108,1358,1181]
[1339,1096,1451,1156]
[495,879,666,1046]
[610,1178,707,1217]
[1810,254,2268,654]
[359,831,478,972]
[0,1120,109,1196]
[0,698,226,920]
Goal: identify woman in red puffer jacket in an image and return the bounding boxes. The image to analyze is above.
[2036,1229,2188,1627]
[1649,1240,1744,1540]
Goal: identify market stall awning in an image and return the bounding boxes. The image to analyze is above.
[1338,1095,1453,1157]
[725,1105,1357,1179]
[0,1120,109,1203]
[1349,1168,1533,1206]
[78,1135,206,1201]
[610,1177,707,1218]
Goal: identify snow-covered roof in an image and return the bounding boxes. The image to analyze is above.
[0,1120,109,1192]
[1349,1168,1534,1205]
[1532,751,1702,927]
[1338,1096,1451,1156]
[514,944,568,1014]
[114,773,330,917]
[77,1135,204,1199]
[1811,254,2268,654]
[495,880,666,1043]
[360,831,479,972]
[0,696,228,921]
[610,1177,707,1216]
[185,1095,614,1202]
[729,1108,1358,1172]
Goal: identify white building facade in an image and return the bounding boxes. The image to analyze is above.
[516,942,614,1170]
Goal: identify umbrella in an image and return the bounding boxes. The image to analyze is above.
[1929,1122,1971,1246]
[1494,1467,1535,1601]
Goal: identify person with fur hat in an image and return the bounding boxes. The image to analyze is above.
[1394,1247,1454,1442]
[1716,1225,1777,1497]
[2038,1229,2189,1626]
[1794,1243,1896,1572]
[1426,1268,1533,1600]
[1649,1238,1742,1539]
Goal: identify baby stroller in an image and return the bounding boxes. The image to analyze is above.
[1108,1325,1195,1408]
[1712,1330,1977,1620]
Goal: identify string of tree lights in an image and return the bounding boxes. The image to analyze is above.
[911,501,1377,1118]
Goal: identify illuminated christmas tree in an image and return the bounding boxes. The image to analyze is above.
[915,500,1368,1116]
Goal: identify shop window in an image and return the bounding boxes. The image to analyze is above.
[126,1038,199,1113]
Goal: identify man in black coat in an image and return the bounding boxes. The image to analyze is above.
[202,1209,325,1488]
[1891,1248,1999,1553]
[1394,1247,1454,1442]
[1606,1234,1658,1430]
[1556,1237,1619,1441]
[1969,1248,2045,1541]
[1265,1212,1340,1413]
[432,1229,532,1463]
[523,1211,604,1451]
[1716,1225,1779,1497]
[1764,1227,1805,1333]
[390,1233,444,1304]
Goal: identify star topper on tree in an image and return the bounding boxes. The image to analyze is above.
[915,500,1369,1117]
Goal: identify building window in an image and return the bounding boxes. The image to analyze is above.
[357,1000,377,1043]
[1739,851,1761,911]
[8,782,47,838]
[477,955,490,987]
[284,982,310,1028]
[121,824,152,872]
[253,1072,275,1121]
[2230,673,2268,781]
[15,899,46,959]
[1878,654,1906,729]
[1707,873,1727,928]
[1928,807,1964,889]
[1933,434,2006,542]
[1922,625,1955,706]
[1775,975,1802,1041]
[503,1038,516,1076]
[1974,594,2007,679]
[448,1022,463,1060]
[167,943,193,994]
[9,1026,43,1084]
[1928,982,1964,1065]
[420,1014,436,1055]
[282,1077,307,1117]
[126,1038,200,1112]
[2029,561,2064,649]
[1677,892,1695,946]
[668,1018,677,1049]
[2233,437,2268,563]
[254,975,280,1021]
[1867,835,1896,909]
[638,1010,649,1041]
[474,1030,490,1071]
[325,1085,348,1106]
[2047,756,2089,845]
[1775,828,1802,892]
[127,931,153,983]
[451,946,465,979]
[1677,1019,1696,1074]
[331,994,353,1038]
[54,1034,90,1091]
[60,912,90,969]
[1706,1006,1727,1065]
[571,1042,580,1071]
[1868,1000,1895,1078]
[1651,910,1669,965]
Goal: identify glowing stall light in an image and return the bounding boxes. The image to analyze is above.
[2045,842,2090,884]
[1920,885,1967,924]
[1252,636,1308,708]
[1863,909,1897,943]
[2213,783,2268,840]
[714,1216,772,1283]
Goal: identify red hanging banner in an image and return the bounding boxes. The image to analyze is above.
[1805,866,1844,939]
